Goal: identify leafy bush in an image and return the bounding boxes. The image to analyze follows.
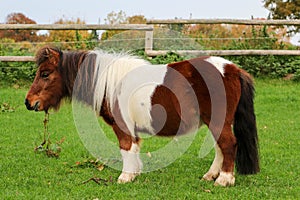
[149,51,185,64]
[0,62,36,83]
[0,39,37,84]
[226,55,300,79]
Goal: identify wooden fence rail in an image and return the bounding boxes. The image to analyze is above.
[146,50,300,57]
[0,56,35,62]
[0,24,153,31]
[147,19,300,25]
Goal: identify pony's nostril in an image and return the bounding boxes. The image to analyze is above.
[25,98,41,111]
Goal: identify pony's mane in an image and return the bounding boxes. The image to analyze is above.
[60,50,88,97]
[89,50,150,113]
[73,50,149,113]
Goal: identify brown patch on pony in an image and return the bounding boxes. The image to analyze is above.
[151,60,200,136]
[111,99,140,151]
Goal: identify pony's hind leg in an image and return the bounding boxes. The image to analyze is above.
[213,125,237,186]
[202,144,223,181]
[202,124,236,186]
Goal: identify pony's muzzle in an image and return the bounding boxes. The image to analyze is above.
[25,99,40,111]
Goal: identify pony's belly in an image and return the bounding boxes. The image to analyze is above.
[149,104,200,136]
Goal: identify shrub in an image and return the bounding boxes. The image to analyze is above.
[149,51,185,65]
[0,39,37,84]
[226,55,300,79]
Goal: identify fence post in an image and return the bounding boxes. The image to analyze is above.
[145,26,154,51]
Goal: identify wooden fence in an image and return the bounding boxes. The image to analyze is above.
[0,24,153,31]
[1,19,300,62]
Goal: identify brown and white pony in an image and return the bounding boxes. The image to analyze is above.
[25,46,259,186]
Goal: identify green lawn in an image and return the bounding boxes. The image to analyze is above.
[0,79,299,199]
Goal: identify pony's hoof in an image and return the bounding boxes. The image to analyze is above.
[214,172,235,186]
[117,172,138,183]
[202,172,219,181]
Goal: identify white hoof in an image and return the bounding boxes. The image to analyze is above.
[214,171,235,186]
[117,172,139,183]
[202,171,219,181]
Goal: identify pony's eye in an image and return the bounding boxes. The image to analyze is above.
[41,72,49,79]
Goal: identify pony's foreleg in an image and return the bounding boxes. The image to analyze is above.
[118,142,142,183]
[112,124,143,183]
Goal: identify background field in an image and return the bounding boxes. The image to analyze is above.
[0,79,299,199]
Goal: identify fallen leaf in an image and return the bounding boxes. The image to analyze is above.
[97,165,105,171]
[147,152,152,158]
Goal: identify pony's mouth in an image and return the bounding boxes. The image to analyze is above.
[33,101,40,111]
[25,99,40,112]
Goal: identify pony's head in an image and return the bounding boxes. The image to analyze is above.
[25,46,64,112]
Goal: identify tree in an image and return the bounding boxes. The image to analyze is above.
[100,13,147,50]
[183,21,290,50]
[0,13,39,42]
[46,18,92,49]
[104,10,128,25]
[101,11,128,40]
[127,15,147,24]
[264,0,300,33]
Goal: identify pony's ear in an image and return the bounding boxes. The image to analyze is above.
[45,47,60,66]
[36,46,61,66]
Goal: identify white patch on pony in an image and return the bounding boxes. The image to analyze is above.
[204,56,232,76]
[118,143,143,183]
[116,65,168,135]
[203,144,223,181]
[214,171,235,186]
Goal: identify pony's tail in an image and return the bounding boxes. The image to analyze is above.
[233,71,260,174]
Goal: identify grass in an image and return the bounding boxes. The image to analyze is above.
[0,79,299,199]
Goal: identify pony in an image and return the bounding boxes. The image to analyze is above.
[25,46,259,186]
